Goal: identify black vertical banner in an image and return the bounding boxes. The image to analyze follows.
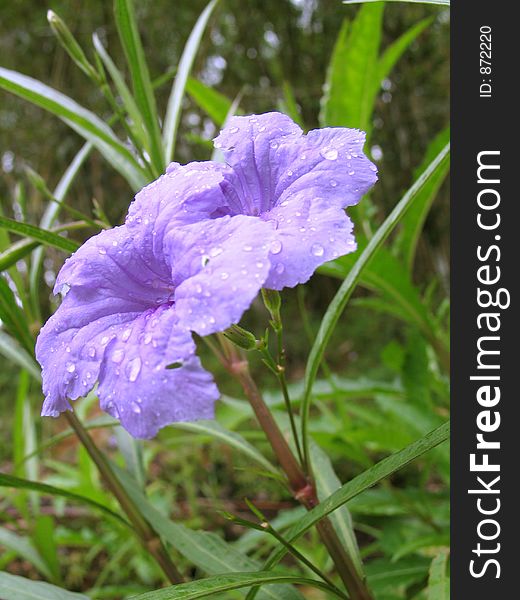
[452,2,517,597]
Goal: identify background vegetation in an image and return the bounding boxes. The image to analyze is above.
[0,1,450,598]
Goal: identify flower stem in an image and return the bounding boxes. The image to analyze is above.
[224,354,373,600]
[64,411,184,585]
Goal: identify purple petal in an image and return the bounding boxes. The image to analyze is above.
[126,162,229,265]
[214,114,377,217]
[167,215,274,335]
[263,192,357,289]
[273,127,378,209]
[98,305,217,439]
[214,113,302,215]
[36,225,219,437]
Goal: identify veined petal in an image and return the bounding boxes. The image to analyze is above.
[99,305,217,439]
[168,215,274,335]
[263,193,357,289]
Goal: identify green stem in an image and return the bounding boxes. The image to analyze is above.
[64,411,184,585]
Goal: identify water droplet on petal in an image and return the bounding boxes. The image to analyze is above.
[311,243,324,257]
[275,263,285,274]
[112,348,125,363]
[144,333,153,345]
[98,247,106,255]
[121,328,132,342]
[330,179,338,187]
[131,401,142,414]
[243,244,253,252]
[101,336,110,346]
[369,164,377,172]
[320,147,338,161]
[126,357,142,382]
[270,240,283,255]
[348,170,355,176]
[229,126,239,133]
[209,246,223,257]
[66,362,76,373]
[220,272,229,280]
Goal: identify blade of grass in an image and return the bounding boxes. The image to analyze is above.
[163,0,220,163]
[113,0,164,172]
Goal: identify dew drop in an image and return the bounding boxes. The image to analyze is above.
[101,336,110,346]
[65,346,71,353]
[369,164,378,172]
[209,246,223,257]
[330,179,338,188]
[220,272,229,280]
[121,328,132,342]
[98,247,107,255]
[311,243,324,257]
[112,348,125,363]
[270,240,283,255]
[126,357,142,382]
[243,244,253,252]
[131,401,142,414]
[275,263,285,274]
[348,170,355,176]
[229,126,239,133]
[66,362,76,373]
[144,333,153,345]
[320,147,338,161]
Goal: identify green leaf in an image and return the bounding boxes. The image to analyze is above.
[397,127,450,271]
[185,78,233,128]
[311,442,364,578]
[0,528,52,580]
[113,0,163,171]
[260,422,449,572]
[163,0,220,163]
[0,215,79,254]
[171,420,278,475]
[0,572,89,600]
[0,472,129,527]
[33,515,62,584]
[375,17,433,98]
[301,143,450,468]
[92,33,149,152]
[0,277,34,354]
[131,572,342,600]
[427,551,450,600]
[115,467,304,600]
[0,331,41,381]
[320,4,384,131]
[0,239,38,272]
[30,142,92,317]
[344,0,449,5]
[0,67,147,190]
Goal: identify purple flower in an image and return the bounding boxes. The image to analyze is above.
[36,111,376,439]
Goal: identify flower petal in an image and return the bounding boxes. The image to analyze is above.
[214,113,302,215]
[273,127,378,209]
[168,215,274,335]
[98,305,218,439]
[263,193,357,289]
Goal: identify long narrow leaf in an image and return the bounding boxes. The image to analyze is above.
[0,528,52,580]
[0,572,89,600]
[343,1,449,5]
[301,143,450,469]
[0,215,79,254]
[0,67,147,190]
[320,4,384,130]
[0,331,41,380]
[0,472,129,527]
[163,0,219,163]
[113,0,163,170]
[131,572,342,600]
